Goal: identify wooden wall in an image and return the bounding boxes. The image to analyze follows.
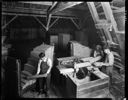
[74,15,101,49]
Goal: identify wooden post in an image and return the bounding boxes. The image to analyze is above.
[16,59,21,97]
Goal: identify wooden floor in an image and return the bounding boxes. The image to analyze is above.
[22,70,125,99]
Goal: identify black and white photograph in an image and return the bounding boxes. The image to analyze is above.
[1,1,125,99]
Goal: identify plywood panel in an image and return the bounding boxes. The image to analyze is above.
[59,33,70,50]
[70,41,92,58]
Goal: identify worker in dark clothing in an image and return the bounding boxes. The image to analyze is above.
[36,52,52,97]
[93,45,104,57]
[93,46,114,89]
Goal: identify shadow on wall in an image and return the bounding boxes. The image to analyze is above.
[9,39,44,69]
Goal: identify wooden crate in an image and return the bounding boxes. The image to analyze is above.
[54,64,109,98]
[69,41,92,58]
[66,72,109,98]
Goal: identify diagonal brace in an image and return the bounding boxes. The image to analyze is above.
[70,18,80,29]
[2,15,18,29]
[49,18,59,29]
[33,16,46,30]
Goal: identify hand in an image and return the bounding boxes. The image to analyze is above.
[45,73,48,77]
[93,62,103,67]
[62,72,68,77]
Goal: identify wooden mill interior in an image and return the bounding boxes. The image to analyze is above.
[2,1,125,99]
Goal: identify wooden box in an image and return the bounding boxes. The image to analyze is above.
[66,71,109,98]
[69,41,92,58]
[53,56,109,98]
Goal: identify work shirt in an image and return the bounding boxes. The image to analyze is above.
[104,52,114,66]
[36,57,52,75]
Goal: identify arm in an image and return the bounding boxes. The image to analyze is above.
[102,53,114,66]
[36,60,41,75]
[90,56,101,64]
[46,58,52,74]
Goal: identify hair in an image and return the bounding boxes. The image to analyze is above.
[103,45,112,52]
[96,45,102,50]
[39,52,45,58]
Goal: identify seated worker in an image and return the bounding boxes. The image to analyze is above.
[36,52,52,97]
[93,45,104,61]
[93,45,114,89]
[89,45,104,65]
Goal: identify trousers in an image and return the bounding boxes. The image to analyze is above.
[100,65,113,85]
[36,77,47,93]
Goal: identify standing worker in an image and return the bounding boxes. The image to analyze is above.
[93,45,114,89]
[36,52,52,97]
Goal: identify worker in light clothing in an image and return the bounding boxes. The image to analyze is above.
[93,46,114,89]
[36,52,52,97]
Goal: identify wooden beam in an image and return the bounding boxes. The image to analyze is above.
[113,7,125,13]
[48,2,83,14]
[2,12,79,19]
[46,14,52,31]
[33,16,46,30]
[111,5,121,10]
[2,15,18,30]
[49,18,59,29]
[101,2,118,32]
[70,18,80,29]
[49,1,58,11]
[96,3,101,9]
[87,2,100,24]
[21,2,53,6]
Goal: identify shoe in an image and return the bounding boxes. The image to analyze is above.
[45,92,48,97]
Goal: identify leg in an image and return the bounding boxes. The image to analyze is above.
[100,65,106,73]
[39,78,44,93]
[106,66,113,89]
[43,77,48,97]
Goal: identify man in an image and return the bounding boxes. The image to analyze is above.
[93,46,114,88]
[93,45,104,58]
[36,52,52,97]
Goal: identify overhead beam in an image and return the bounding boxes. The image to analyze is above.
[101,2,118,32]
[2,7,80,19]
[33,16,46,30]
[22,2,53,6]
[2,15,18,30]
[48,2,83,14]
[2,12,79,19]
[70,18,80,29]
[49,18,59,29]
[87,2,100,24]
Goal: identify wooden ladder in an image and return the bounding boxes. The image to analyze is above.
[87,2,124,74]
